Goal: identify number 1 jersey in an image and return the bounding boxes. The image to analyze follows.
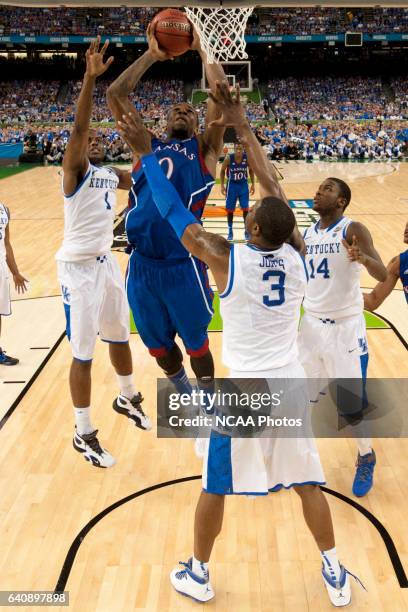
[219,243,307,371]
[127,136,215,260]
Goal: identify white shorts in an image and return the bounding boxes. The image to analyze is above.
[298,312,368,379]
[0,259,11,316]
[201,361,325,495]
[57,253,130,361]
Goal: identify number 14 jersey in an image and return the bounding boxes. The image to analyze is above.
[303,216,363,320]
[219,242,308,371]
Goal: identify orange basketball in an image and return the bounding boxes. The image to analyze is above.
[151,8,193,57]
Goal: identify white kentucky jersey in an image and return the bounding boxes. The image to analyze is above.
[56,163,119,262]
[219,242,307,371]
[303,216,363,320]
[0,202,9,261]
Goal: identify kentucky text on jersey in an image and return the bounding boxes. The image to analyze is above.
[89,176,118,189]
[305,243,341,255]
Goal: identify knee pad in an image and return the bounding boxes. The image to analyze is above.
[190,350,214,381]
[156,344,183,376]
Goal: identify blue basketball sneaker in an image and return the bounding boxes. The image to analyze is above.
[352,449,376,497]
[170,558,214,602]
[227,228,233,241]
[0,349,18,366]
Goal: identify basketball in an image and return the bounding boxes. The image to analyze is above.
[151,8,193,56]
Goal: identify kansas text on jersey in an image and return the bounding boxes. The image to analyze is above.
[127,136,215,260]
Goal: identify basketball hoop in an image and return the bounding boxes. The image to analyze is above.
[184,6,254,64]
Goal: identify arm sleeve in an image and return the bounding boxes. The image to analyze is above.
[141,153,199,239]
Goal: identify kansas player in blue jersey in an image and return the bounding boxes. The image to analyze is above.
[220,142,255,241]
[107,26,226,395]
[364,221,408,310]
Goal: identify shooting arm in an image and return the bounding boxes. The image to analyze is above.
[198,47,227,159]
[363,256,400,311]
[107,52,155,122]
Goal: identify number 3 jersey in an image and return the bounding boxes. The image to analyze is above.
[56,163,119,263]
[127,136,215,260]
[219,243,308,371]
[303,216,363,320]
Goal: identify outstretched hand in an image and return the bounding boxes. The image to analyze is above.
[117,112,153,157]
[208,81,247,128]
[85,36,114,78]
[13,272,29,294]
[147,23,174,62]
[342,235,367,265]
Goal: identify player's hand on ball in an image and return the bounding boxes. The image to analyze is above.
[147,24,174,62]
[85,36,114,78]
[117,113,153,157]
[190,26,202,53]
[342,235,367,264]
[208,81,247,128]
[13,272,29,294]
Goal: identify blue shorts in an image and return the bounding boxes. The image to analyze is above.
[225,182,249,212]
[126,251,214,357]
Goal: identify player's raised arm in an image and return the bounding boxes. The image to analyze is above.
[63,37,113,196]
[106,25,172,123]
[363,256,400,311]
[117,112,230,291]
[209,81,304,252]
[191,30,227,171]
[342,223,387,282]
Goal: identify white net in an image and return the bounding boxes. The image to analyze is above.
[184,6,254,64]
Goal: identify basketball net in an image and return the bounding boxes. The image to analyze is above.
[184,6,254,64]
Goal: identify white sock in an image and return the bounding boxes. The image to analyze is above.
[357,438,372,457]
[192,556,209,580]
[74,407,94,435]
[117,373,137,400]
[321,546,342,581]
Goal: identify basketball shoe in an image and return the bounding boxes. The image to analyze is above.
[170,558,215,603]
[352,449,376,497]
[322,563,366,607]
[72,428,116,468]
[227,228,233,241]
[112,393,152,431]
[0,349,18,365]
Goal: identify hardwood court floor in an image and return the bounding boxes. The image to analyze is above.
[0,161,407,611]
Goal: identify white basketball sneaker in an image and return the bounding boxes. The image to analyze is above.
[73,428,116,468]
[322,563,366,607]
[113,393,152,431]
[170,558,215,603]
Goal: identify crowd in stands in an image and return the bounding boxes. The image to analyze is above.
[265,77,405,121]
[3,120,408,164]
[1,75,408,163]
[0,6,407,37]
[258,121,408,161]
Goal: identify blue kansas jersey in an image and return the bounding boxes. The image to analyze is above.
[227,153,248,185]
[400,249,408,304]
[127,136,215,259]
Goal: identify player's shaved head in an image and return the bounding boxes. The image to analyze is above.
[253,197,296,246]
